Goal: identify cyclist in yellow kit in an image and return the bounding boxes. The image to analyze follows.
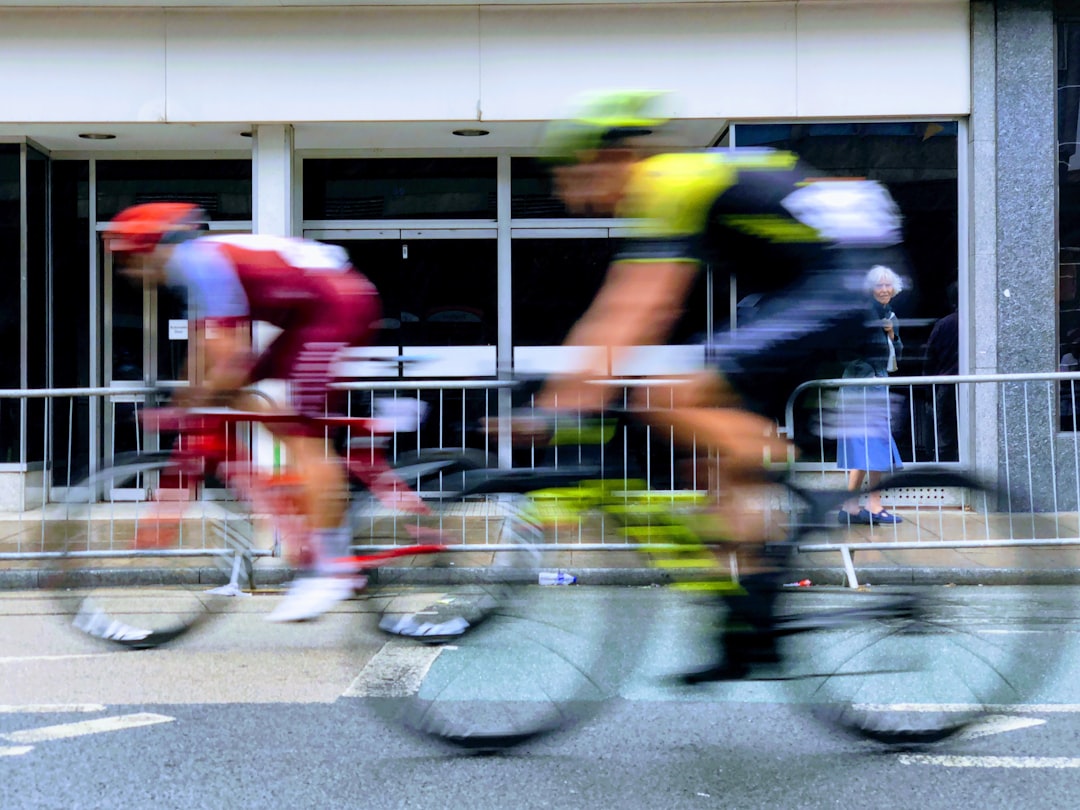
[534,91,908,680]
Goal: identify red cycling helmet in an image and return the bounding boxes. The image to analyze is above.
[105,202,205,254]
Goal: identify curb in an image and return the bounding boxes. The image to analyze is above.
[9,565,1080,591]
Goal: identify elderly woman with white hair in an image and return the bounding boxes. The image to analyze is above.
[836,265,905,525]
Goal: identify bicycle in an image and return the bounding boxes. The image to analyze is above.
[44,391,493,648]
[45,391,629,750]
[361,403,1064,750]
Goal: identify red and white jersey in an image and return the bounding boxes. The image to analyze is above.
[165,234,356,327]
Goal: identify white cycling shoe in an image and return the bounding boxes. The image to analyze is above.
[266,575,360,623]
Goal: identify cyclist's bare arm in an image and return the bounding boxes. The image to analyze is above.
[176,319,253,407]
[536,259,698,410]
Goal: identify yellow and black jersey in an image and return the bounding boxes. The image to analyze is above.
[615,148,903,286]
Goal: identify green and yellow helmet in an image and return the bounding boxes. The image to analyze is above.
[539,90,672,164]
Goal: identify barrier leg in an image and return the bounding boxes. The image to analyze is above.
[206,551,252,597]
[840,546,859,589]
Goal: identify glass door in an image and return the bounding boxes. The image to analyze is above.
[102,243,191,498]
[306,230,497,450]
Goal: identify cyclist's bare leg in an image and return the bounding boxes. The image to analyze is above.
[224,390,349,569]
[283,434,348,532]
[635,371,789,681]
[632,371,790,571]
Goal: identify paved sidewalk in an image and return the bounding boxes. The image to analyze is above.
[3,506,1080,589]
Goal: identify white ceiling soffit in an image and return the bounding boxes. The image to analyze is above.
[0,119,727,154]
[0,0,805,5]
[0,0,951,5]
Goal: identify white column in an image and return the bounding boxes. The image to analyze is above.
[251,124,295,470]
[252,124,295,237]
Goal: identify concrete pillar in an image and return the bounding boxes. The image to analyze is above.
[973,0,1060,509]
[969,0,1000,486]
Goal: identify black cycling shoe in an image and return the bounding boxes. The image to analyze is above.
[677,628,782,684]
[678,660,750,685]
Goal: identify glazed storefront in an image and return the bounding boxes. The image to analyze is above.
[9,0,1062,506]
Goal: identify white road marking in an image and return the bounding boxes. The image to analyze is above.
[855,703,1080,713]
[900,755,1080,769]
[982,629,1048,635]
[342,641,444,698]
[0,746,33,757]
[955,715,1046,739]
[0,704,105,714]
[0,654,111,664]
[1,713,175,744]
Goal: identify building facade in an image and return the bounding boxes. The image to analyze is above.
[0,0,1068,507]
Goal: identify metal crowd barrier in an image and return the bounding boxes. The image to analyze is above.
[1,373,1079,585]
[785,371,1080,585]
[0,386,269,584]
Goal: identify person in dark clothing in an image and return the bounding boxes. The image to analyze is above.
[922,282,959,460]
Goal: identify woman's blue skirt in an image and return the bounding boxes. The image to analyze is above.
[834,382,904,472]
[836,434,903,472]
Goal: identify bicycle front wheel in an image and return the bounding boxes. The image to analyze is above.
[45,453,256,649]
[365,485,635,751]
[781,469,1064,744]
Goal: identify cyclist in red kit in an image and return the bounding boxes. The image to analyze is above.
[105,203,381,622]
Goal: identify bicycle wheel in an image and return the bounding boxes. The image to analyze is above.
[362,473,636,752]
[45,452,255,650]
[779,469,1061,744]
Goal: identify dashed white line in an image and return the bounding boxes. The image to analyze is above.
[0,704,105,714]
[900,755,1080,769]
[1,712,175,744]
[343,641,444,698]
[855,703,1080,713]
[0,654,111,664]
[955,715,1046,740]
[0,746,33,757]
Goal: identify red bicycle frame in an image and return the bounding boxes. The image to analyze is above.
[137,407,444,568]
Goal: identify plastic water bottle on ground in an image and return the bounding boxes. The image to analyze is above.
[538,570,577,586]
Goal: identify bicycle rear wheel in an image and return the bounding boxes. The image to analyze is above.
[780,469,1062,744]
[363,480,634,752]
[45,453,255,649]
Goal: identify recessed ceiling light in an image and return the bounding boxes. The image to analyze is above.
[452,129,490,137]
[240,131,253,138]
[78,133,116,140]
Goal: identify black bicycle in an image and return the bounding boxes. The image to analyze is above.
[366,406,1063,751]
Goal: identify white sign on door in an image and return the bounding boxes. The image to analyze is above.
[168,319,188,341]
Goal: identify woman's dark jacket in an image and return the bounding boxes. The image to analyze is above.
[843,299,902,379]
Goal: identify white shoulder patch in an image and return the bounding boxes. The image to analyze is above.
[205,234,349,271]
[780,180,903,247]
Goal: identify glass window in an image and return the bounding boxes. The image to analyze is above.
[512,239,610,345]
[735,122,959,461]
[52,161,91,482]
[0,145,20,463]
[96,160,252,221]
[511,156,626,220]
[328,238,497,347]
[510,158,573,219]
[304,159,496,220]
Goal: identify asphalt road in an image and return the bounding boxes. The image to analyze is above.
[3,585,1080,810]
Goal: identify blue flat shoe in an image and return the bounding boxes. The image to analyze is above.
[838,509,872,525]
[868,509,903,525]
